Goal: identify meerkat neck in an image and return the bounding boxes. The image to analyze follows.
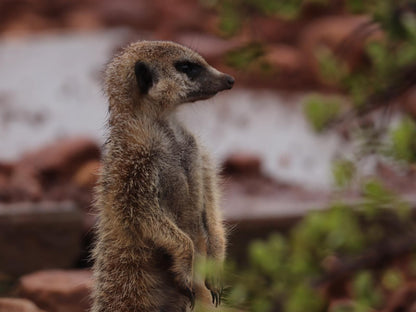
[108,96,175,126]
[108,97,181,148]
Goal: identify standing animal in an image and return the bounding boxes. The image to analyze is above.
[92,40,234,312]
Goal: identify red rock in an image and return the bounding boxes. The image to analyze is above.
[401,87,416,120]
[327,299,355,312]
[0,202,83,276]
[175,33,240,64]
[0,162,14,202]
[249,16,304,44]
[0,298,44,312]
[301,15,371,53]
[18,270,93,312]
[2,12,51,37]
[384,283,416,312]
[153,0,212,38]
[72,160,101,189]
[14,137,100,196]
[264,44,306,74]
[63,8,103,30]
[0,137,100,202]
[9,165,43,201]
[0,162,14,176]
[300,15,382,80]
[19,137,100,176]
[95,0,157,30]
[223,153,262,176]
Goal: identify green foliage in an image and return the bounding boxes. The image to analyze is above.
[292,203,366,258]
[332,159,356,187]
[381,269,404,291]
[212,1,416,311]
[216,0,416,143]
[330,301,368,312]
[346,4,416,105]
[285,284,325,312]
[316,47,349,86]
[225,43,265,70]
[386,118,416,164]
[303,94,342,132]
[223,179,414,312]
[409,255,416,276]
[218,0,242,36]
[346,0,366,13]
[0,274,15,296]
[352,271,383,308]
[263,0,302,20]
[213,0,333,36]
[362,179,396,207]
[244,0,287,17]
[249,234,288,276]
[360,179,410,220]
[305,2,416,165]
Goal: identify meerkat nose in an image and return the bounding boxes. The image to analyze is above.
[224,75,235,89]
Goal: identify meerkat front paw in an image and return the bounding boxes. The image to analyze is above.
[205,275,223,307]
[174,267,195,309]
[176,274,195,309]
[180,285,196,309]
[204,259,224,307]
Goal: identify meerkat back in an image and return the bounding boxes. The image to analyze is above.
[92,41,234,312]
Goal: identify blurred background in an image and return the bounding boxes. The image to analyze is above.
[1,0,416,311]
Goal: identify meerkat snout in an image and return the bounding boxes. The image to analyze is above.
[172,59,234,102]
[212,72,234,91]
[225,75,235,88]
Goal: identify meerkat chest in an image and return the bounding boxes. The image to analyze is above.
[157,123,204,217]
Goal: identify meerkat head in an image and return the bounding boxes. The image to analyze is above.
[105,40,234,116]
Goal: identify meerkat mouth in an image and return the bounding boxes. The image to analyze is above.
[187,91,219,102]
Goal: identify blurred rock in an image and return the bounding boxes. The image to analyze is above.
[328,299,355,312]
[0,162,14,201]
[72,160,101,190]
[300,15,381,81]
[9,165,43,202]
[0,298,45,312]
[19,137,100,181]
[264,44,306,74]
[1,137,100,203]
[18,269,92,312]
[0,201,83,276]
[175,33,240,64]
[385,283,416,312]
[63,8,103,30]
[96,0,156,30]
[0,162,13,176]
[2,12,51,37]
[401,87,416,120]
[375,162,416,195]
[223,153,262,176]
[153,0,212,38]
[248,16,305,44]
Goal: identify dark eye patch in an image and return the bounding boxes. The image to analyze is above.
[174,61,204,80]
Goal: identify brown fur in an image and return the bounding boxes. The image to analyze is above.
[91,41,233,312]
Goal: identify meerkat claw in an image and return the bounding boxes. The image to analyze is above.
[210,290,221,307]
[186,287,196,310]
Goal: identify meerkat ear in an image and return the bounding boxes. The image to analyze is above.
[134,61,153,94]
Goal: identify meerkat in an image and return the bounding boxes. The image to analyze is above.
[91,41,234,312]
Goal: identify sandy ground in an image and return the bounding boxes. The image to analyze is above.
[0,30,351,190]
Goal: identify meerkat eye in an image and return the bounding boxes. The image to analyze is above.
[174,61,203,80]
